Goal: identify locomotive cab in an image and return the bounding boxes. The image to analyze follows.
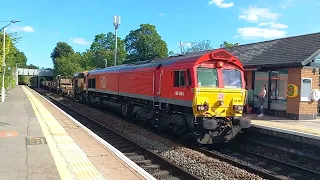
[191,50,249,144]
[193,62,245,117]
[72,71,88,102]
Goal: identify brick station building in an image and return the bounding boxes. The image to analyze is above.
[225,32,320,120]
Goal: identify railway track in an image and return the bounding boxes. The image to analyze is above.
[195,146,282,180]
[34,87,320,180]
[214,134,320,180]
[242,131,320,162]
[35,88,199,180]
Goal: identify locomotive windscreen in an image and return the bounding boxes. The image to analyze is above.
[197,67,218,87]
[222,69,242,88]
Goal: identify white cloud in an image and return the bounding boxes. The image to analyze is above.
[10,26,34,33]
[72,38,91,45]
[239,7,280,22]
[237,27,286,39]
[236,6,288,40]
[158,13,166,16]
[258,22,288,29]
[208,0,234,8]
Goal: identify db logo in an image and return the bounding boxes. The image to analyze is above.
[101,77,107,88]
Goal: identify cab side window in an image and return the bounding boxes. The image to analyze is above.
[174,70,191,87]
[187,69,192,86]
[88,78,96,88]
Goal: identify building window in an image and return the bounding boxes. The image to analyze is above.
[314,54,320,64]
[253,71,269,108]
[270,69,288,110]
[301,78,312,101]
[174,70,191,87]
[253,69,288,110]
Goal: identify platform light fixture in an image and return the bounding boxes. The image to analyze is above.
[113,15,121,66]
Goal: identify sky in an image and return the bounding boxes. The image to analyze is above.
[0,0,319,68]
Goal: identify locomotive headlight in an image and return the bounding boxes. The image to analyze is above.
[197,102,209,111]
[216,61,224,68]
[233,105,243,111]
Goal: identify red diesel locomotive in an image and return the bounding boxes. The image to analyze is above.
[78,49,249,144]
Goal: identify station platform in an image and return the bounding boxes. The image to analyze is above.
[243,114,320,147]
[0,86,148,180]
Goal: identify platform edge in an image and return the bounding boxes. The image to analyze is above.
[29,87,157,180]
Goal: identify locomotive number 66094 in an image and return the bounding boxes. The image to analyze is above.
[101,76,107,88]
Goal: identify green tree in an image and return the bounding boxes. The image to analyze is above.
[51,41,75,60]
[168,51,178,56]
[3,44,27,69]
[14,49,28,68]
[54,53,84,76]
[50,42,75,74]
[25,64,38,69]
[8,32,23,45]
[186,40,213,54]
[90,32,126,67]
[220,41,239,48]
[0,34,13,66]
[80,50,95,70]
[0,32,27,89]
[124,24,168,62]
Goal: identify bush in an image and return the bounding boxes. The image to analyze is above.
[18,76,30,85]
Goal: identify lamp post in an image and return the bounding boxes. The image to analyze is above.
[113,15,121,66]
[103,59,108,68]
[1,20,21,102]
[15,63,18,85]
[1,27,6,102]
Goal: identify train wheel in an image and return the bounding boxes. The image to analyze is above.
[121,105,128,116]
[121,104,133,117]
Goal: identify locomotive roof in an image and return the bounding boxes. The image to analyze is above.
[88,49,239,75]
[73,70,89,77]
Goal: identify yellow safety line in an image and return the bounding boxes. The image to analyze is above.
[22,86,106,180]
[23,86,74,180]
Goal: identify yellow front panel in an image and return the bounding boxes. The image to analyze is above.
[192,87,246,117]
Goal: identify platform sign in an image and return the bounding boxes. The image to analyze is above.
[287,84,298,98]
[301,78,312,101]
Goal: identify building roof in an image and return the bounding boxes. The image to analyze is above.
[224,32,320,68]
